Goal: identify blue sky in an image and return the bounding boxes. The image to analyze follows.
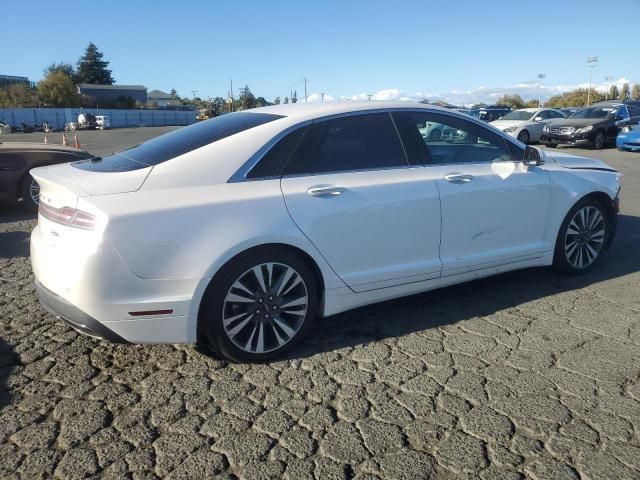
[3,0,639,105]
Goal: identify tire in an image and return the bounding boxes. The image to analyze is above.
[198,247,318,362]
[553,197,609,275]
[517,130,530,144]
[545,142,558,148]
[20,175,40,212]
[592,130,605,149]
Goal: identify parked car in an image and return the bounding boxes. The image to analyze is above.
[542,101,640,149]
[468,105,512,122]
[96,115,111,130]
[0,142,93,210]
[616,123,640,151]
[490,108,566,144]
[31,102,621,361]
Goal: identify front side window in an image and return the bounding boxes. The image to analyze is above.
[283,113,407,175]
[548,110,564,119]
[398,111,514,164]
[501,110,535,121]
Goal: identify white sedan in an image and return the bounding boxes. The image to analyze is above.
[491,108,566,144]
[31,102,621,361]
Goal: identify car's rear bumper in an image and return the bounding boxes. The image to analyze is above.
[35,279,129,343]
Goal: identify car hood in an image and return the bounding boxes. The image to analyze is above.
[490,119,527,128]
[546,118,607,128]
[545,150,617,172]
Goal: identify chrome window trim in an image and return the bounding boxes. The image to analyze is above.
[227,106,526,183]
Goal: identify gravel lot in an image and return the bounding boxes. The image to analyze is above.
[1,128,639,479]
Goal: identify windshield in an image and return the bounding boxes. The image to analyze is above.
[72,112,284,171]
[500,110,535,121]
[571,107,616,119]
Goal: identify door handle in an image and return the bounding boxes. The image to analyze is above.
[444,173,474,184]
[307,185,347,197]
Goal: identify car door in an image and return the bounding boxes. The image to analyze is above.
[280,112,442,292]
[395,110,551,276]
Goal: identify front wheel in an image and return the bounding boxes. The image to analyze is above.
[198,247,318,362]
[592,130,605,149]
[517,130,530,144]
[553,198,609,275]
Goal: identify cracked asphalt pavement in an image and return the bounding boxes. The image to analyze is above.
[1,129,639,479]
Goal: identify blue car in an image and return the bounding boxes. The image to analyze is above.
[617,124,640,151]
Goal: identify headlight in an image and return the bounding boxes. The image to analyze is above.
[578,125,593,133]
[503,126,518,132]
[621,126,632,133]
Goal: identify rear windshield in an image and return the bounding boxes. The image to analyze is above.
[72,112,284,172]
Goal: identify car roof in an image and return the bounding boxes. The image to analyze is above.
[250,101,448,121]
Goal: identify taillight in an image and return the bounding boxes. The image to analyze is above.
[39,202,97,230]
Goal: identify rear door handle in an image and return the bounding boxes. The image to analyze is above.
[307,185,347,197]
[444,173,474,184]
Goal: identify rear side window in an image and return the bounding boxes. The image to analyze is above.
[283,113,407,176]
[247,126,308,179]
[73,112,284,172]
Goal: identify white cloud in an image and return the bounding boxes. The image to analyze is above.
[305,77,636,107]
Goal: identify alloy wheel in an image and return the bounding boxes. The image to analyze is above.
[564,206,605,269]
[29,179,40,206]
[594,131,604,149]
[222,262,309,354]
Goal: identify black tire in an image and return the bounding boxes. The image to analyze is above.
[553,197,609,275]
[545,142,558,148]
[20,175,40,212]
[517,130,530,144]
[198,246,318,362]
[592,130,605,149]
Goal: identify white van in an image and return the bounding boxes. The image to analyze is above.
[95,115,111,130]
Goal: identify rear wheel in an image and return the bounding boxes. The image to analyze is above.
[592,130,605,149]
[198,247,318,362]
[517,130,530,144]
[553,198,608,274]
[545,142,558,148]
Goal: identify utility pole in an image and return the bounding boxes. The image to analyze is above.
[228,79,234,112]
[304,77,307,103]
[191,90,198,99]
[604,75,615,100]
[537,73,546,107]
[586,56,598,106]
[367,94,373,101]
[321,92,325,102]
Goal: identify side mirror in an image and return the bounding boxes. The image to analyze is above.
[534,116,543,122]
[524,146,544,166]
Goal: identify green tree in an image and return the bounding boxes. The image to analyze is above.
[524,99,539,108]
[170,88,177,97]
[291,90,298,103]
[44,62,76,82]
[0,84,39,108]
[609,85,619,100]
[273,96,281,105]
[255,96,270,107]
[210,97,226,116]
[37,71,80,107]
[544,88,605,108]
[239,85,256,110]
[620,82,630,100]
[632,83,640,100]
[496,94,525,109]
[76,42,114,85]
[283,96,289,104]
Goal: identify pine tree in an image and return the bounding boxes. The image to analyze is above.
[283,96,289,104]
[609,85,619,100]
[76,42,114,85]
[291,90,298,103]
[273,96,281,105]
[620,83,630,100]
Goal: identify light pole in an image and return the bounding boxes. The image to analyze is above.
[604,75,615,100]
[586,56,598,106]
[537,73,546,107]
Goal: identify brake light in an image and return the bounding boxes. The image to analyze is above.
[39,202,97,230]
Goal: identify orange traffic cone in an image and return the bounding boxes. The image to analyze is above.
[62,133,68,146]
[43,134,48,144]
[74,135,81,149]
